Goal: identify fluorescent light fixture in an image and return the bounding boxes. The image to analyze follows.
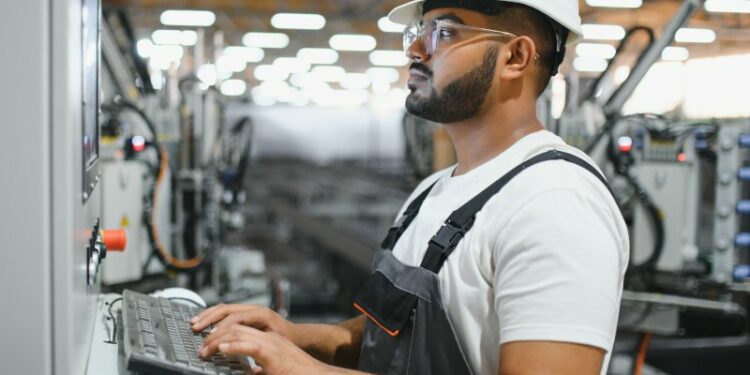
[329,34,377,52]
[251,86,278,106]
[289,73,312,88]
[378,17,404,33]
[160,10,216,27]
[223,46,265,63]
[581,24,626,41]
[152,29,197,46]
[576,43,617,59]
[312,89,369,107]
[341,73,371,89]
[675,28,716,43]
[220,80,247,96]
[137,39,153,58]
[259,81,292,97]
[197,64,218,85]
[585,0,642,8]
[273,57,310,74]
[372,80,391,95]
[297,48,339,64]
[150,69,165,89]
[614,65,631,85]
[148,45,184,70]
[661,46,690,61]
[216,55,247,73]
[311,66,347,82]
[573,57,609,72]
[705,0,750,13]
[242,32,290,49]
[369,50,409,66]
[271,13,326,30]
[366,67,401,83]
[254,65,290,81]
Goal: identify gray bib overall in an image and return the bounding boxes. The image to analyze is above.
[353,150,614,375]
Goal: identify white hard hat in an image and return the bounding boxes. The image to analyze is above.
[388,0,583,44]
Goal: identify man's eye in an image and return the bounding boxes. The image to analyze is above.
[439,28,455,38]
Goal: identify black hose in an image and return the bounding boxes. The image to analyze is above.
[606,131,665,273]
[582,26,656,154]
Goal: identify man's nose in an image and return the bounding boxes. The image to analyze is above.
[406,38,429,63]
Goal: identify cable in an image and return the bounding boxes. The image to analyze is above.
[582,26,656,154]
[105,297,123,344]
[633,332,652,375]
[602,115,667,274]
[582,26,655,105]
[102,100,205,271]
[147,145,205,270]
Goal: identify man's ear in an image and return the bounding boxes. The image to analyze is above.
[498,36,537,82]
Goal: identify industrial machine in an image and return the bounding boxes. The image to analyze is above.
[548,0,750,373]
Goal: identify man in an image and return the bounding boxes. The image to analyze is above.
[192,1,629,374]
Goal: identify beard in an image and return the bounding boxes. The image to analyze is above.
[405,45,499,123]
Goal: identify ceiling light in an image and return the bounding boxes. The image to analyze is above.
[223,46,265,63]
[220,80,247,96]
[614,65,631,85]
[242,32,290,49]
[137,39,153,58]
[341,73,371,89]
[160,10,215,27]
[197,64,218,85]
[372,81,391,95]
[366,67,400,83]
[311,66,346,82]
[573,57,609,72]
[148,45,184,70]
[152,30,197,46]
[251,86,278,106]
[271,13,326,30]
[705,0,750,13]
[585,0,642,8]
[296,48,339,65]
[254,65,290,81]
[581,24,626,41]
[273,57,310,74]
[576,43,617,59]
[661,46,690,61]
[216,55,247,73]
[329,34,377,52]
[378,17,404,33]
[675,28,716,43]
[369,50,409,66]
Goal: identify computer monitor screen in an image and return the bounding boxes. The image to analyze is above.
[82,0,100,202]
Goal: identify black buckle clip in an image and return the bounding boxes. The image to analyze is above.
[428,217,475,251]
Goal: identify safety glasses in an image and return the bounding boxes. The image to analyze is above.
[403,19,520,56]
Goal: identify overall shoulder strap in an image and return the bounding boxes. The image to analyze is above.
[380,180,439,250]
[420,149,614,272]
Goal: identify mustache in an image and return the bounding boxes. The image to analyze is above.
[409,63,433,78]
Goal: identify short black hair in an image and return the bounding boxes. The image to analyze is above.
[485,3,561,96]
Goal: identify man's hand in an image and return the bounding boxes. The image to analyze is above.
[499,341,605,375]
[191,304,299,344]
[191,304,366,367]
[199,324,370,375]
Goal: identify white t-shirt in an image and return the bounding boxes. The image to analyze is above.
[391,130,629,375]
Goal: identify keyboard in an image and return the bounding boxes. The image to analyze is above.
[122,289,251,375]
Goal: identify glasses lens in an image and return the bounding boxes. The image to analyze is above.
[403,23,419,54]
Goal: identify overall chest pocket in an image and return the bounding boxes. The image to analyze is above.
[353,271,418,337]
[354,271,420,374]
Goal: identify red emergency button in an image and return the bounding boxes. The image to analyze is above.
[102,229,127,252]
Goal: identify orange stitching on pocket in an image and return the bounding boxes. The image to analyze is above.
[353,302,401,337]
